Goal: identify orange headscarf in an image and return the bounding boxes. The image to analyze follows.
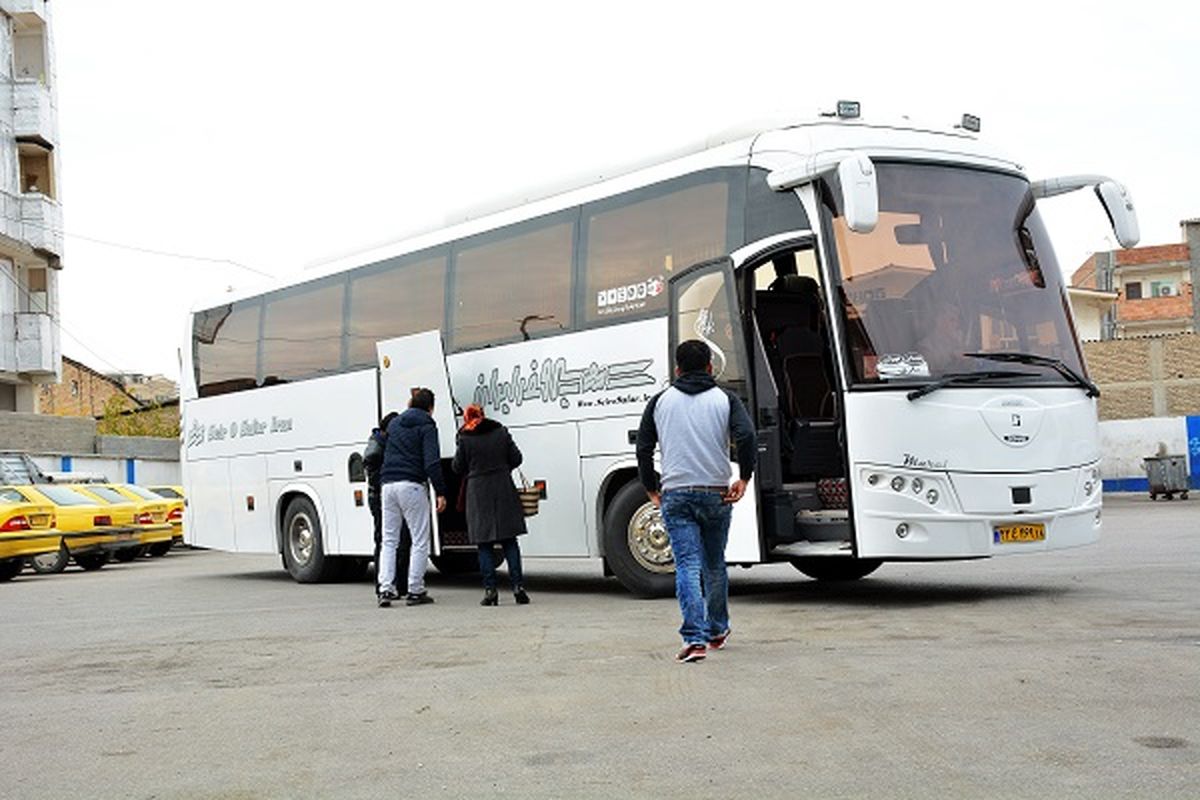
[462,403,485,431]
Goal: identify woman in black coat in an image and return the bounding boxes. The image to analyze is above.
[451,404,530,606]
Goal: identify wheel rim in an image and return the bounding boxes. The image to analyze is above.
[627,502,673,574]
[32,549,64,571]
[288,512,314,567]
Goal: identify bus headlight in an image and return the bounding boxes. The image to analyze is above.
[891,476,906,492]
[926,488,939,505]
[867,473,881,486]
[895,523,910,538]
[911,477,924,493]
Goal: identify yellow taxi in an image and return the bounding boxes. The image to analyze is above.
[146,484,183,542]
[7,484,140,573]
[0,488,61,581]
[141,485,185,548]
[68,484,174,561]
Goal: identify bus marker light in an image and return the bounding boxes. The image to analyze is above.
[891,476,906,492]
[896,523,910,538]
[246,496,255,512]
[1084,481,1093,496]
[911,478,924,493]
[867,473,880,486]
[354,489,364,507]
[837,100,861,119]
[926,488,939,505]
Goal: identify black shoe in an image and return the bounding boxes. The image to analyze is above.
[481,588,498,606]
[377,588,398,608]
[405,591,434,606]
[513,586,530,605]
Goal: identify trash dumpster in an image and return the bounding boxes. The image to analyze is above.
[1142,455,1189,500]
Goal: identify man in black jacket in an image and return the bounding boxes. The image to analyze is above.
[364,411,408,600]
[377,388,448,607]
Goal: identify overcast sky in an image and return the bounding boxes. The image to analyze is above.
[51,0,1199,379]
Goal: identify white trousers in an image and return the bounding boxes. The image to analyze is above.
[379,481,432,595]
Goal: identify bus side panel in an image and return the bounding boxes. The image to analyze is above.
[229,454,272,553]
[509,421,588,557]
[332,446,374,557]
[185,459,235,551]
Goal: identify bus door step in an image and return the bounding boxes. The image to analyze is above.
[782,508,850,544]
[771,540,853,558]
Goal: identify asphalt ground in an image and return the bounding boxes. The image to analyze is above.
[1,494,1197,799]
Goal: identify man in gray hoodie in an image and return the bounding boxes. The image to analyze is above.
[636,339,756,663]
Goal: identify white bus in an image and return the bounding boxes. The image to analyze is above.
[181,105,1139,596]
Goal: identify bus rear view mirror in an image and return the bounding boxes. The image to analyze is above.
[1032,174,1140,249]
[837,153,878,234]
[767,150,878,234]
[1094,180,1140,249]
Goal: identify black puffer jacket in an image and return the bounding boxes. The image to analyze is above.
[380,408,447,496]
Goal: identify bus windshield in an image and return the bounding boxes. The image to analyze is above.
[825,163,1085,386]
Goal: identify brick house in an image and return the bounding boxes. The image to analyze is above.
[1070,219,1200,340]
[38,355,142,417]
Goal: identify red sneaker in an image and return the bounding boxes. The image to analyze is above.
[708,629,731,651]
[675,643,707,663]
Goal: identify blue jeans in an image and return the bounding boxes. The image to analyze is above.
[661,489,732,645]
[478,538,524,590]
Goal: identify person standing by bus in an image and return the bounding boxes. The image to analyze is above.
[377,388,448,607]
[364,411,410,601]
[636,340,756,663]
[452,404,530,606]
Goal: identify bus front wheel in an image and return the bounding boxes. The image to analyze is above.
[603,482,675,598]
[791,557,882,581]
[282,496,330,583]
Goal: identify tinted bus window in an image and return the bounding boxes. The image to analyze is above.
[582,175,733,325]
[450,215,575,351]
[347,252,447,369]
[745,166,810,243]
[195,300,262,397]
[261,277,346,384]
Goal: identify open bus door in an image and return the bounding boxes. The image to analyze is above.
[376,330,457,557]
[667,257,762,565]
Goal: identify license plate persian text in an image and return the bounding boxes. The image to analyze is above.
[993,522,1046,544]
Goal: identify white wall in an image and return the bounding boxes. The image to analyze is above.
[1098,417,1189,480]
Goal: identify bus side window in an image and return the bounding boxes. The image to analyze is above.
[347,452,365,483]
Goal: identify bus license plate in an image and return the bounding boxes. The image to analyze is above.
[994,523,1046,544]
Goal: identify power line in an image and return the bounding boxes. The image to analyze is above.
[2,213,276,278]
[0,262,132,374]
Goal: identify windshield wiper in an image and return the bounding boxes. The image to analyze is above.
[906,370,1038,401]
[964,351,1100,398]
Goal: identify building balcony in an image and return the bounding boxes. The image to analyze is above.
[0,0,48,23]
[18,192,62,257]
[15,310,58,376]
[13,80,56,147]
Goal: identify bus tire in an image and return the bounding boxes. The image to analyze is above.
[30,544,69,574]
[282,496,331,583]
[791,557,882,581]
[75,552,110,571]
[603,481,675,598]
[0,557,23,581]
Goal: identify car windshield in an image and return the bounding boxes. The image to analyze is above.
[36,486,95,506]
[824,163,1085,385]
[80,486,129,505]
[121,484,162,501]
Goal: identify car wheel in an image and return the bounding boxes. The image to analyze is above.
[282,496,332,583]
[0,558,24,581]
[113,546,146,562]
[30,544,69,574]
[75,552,110,571]
[603,481,675,598]
[791,557,882,581]
[146,541,173,557]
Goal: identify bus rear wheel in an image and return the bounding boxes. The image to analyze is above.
[791,557,882,581]
[282,496,331,583]
[603,481,675,598]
